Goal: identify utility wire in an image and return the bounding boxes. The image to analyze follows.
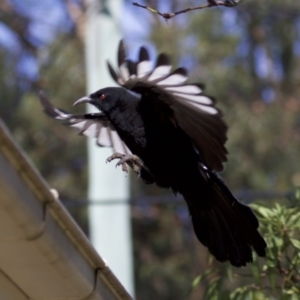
[62,189,296,208]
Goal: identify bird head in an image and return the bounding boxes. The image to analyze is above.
[73,87,126,114]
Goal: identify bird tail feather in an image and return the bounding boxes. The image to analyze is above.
[184,168,266,267]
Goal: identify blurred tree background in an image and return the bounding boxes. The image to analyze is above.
[0,0,300,299]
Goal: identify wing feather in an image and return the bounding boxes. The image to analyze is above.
[106,41,228,170]
[165,85,203,94]
[39,91,131,155]
[137,46,152,78]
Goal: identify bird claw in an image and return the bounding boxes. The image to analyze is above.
[106,152,123,163]
[106,153,143,175]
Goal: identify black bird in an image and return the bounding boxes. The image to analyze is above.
[39,40,266,267]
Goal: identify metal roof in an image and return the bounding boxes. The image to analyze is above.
[0,119,133,300]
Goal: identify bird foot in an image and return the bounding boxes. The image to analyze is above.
[106,153,143,175]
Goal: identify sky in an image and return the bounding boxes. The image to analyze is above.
[0,0,150,81]
[1,0,298,102]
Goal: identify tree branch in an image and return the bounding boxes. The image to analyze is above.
[132,0,245,20]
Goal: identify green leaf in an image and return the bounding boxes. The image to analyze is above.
[286,212,300,227]
[275,203,282,214]
[251,263,260,284]
[230,286,247,300]
[272,236,283,248]
[253,290,268,300]
[267,269,276,292]
[251,204,271,218]
[290,238,300,249]
[190,269,217,292]
[262,264,268,271]
[203,276,221,300]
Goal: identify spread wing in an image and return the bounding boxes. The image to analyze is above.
[39,91,131,155]
[107,40,228,171]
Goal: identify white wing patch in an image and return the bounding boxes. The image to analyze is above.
[53,108,71,119]
[97,126,111,147]
[172,93,217,114]
[165,85,202,94]
[72,119,131,153]
[110,129,131,154]
[137,61,152,78]
[71,119,130,152]
[119,63,130,82]
[173,93,213,105]
[156,74,187,86]
[187,102,218,114]
[148,65,172,81]
[39,91,131,156]
[70,120,88,130]
[107,41,219,116]
[80,122,100,138]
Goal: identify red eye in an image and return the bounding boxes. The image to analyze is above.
[100,94,105,100]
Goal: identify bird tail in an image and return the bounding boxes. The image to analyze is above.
[184,167,266,267]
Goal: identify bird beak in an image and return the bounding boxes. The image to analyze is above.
[73,96,92,106]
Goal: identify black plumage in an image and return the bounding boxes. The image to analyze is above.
[39,40,266,267]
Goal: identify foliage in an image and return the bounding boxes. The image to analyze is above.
[0,1,88,231]
[190,192,300,299]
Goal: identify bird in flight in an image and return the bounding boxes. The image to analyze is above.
[39,40,266,267]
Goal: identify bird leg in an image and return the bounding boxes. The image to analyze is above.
[106,153,143,175]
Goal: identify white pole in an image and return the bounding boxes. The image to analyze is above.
[84,0,134,297]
